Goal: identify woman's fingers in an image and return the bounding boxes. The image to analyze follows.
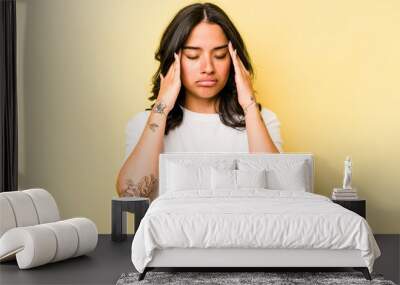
[228,41,249,76]
[174,50,181,79]
[157,50,182,110]
[161,50,181,85]
[237,54,250,75]
[170,51,179,77]
[165,55,176,79]
[228,41,240,73]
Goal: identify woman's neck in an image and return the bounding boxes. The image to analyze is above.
[183,94,220,114]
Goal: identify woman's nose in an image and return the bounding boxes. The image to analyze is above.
[200,55,215,74]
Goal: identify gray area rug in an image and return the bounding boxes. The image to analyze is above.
[116,271,396,285]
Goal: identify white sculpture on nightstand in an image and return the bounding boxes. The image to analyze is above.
[332,156,358,199]
[342,156,352,190]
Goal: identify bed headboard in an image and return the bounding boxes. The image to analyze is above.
[159,152,314,195]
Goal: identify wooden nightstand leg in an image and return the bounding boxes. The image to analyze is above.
[134,209,143,236]
[112,200,127,241]
[126,200,149,236]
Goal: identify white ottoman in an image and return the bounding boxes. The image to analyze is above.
[0,188,98,269]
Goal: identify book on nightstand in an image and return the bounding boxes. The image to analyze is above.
[331,187,359,200]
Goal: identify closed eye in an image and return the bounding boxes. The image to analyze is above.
[186,54,227,60]
[215,54,227,59]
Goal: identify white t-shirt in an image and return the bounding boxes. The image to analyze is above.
[124,104,283,161]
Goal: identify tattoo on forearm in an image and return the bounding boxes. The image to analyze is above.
[121,175,158,197]
[148,122,159,132]
[152,100,167,116]
[243,97,256,115]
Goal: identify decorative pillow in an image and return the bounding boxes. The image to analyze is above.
[237,159,309,191]
[236,169,268,188]
[167,162,211,191]
[211,168,236,190]
[211,168,268,190]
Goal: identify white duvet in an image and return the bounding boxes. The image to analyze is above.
[131,189,381,273]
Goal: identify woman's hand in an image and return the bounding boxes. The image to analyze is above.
[228,41,256,111]
[156,50,182,114]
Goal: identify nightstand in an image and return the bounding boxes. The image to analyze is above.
[332,199,366,219]
[111,197,150,242]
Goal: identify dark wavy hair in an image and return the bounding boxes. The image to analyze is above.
[145,2,261,135]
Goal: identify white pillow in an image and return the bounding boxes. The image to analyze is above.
[211,168,268,190]
[237,159,308,191]
[211,168,236,190]
[166,159,236,192]
[236,169,267,188]
[266,162,308,191]
[167,162,211,191]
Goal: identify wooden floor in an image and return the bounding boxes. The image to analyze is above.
[0,234,398,285]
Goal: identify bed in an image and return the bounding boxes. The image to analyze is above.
[130,152,381,281]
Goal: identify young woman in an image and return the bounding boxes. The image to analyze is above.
[116,2,283,200]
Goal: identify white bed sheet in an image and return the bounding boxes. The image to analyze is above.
[131,189,381,273]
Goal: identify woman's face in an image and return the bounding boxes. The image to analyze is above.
[180,21,231,100]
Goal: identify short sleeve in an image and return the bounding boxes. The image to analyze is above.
[260,107,284,153]
[124,111,149,161]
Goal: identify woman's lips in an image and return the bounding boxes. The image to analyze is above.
[197,80,217,87]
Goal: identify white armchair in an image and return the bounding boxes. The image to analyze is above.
[0,188,98,269]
